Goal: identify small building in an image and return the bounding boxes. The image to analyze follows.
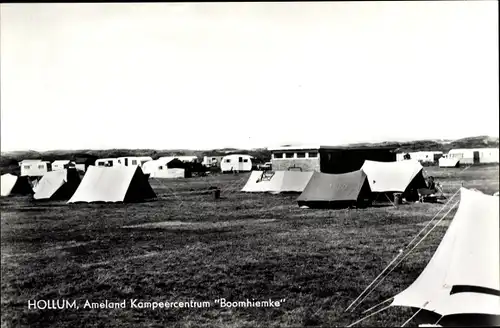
[269,145,397,174]
[19,160,52,177]
[117,156,153,167]
[396,151,443,163]
[220,154,253,173]
[72,154,98,172]
[52,160,73,171]
[447,148,499,164]
[95,158,120,167]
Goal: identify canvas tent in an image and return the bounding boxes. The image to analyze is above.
[361,160,427,200]
[142,159,191,178]
[241,170,313,194]
[296,170,372,208]
[33,169,81,200]
[390,188,499,325]
[439,156,460,168]
[1,173,33,197]
[68,166,156,203]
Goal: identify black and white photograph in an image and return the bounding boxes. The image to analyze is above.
[1,2,499,327]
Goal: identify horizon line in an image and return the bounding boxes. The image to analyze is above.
[2,135,498,154]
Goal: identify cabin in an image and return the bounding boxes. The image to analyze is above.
[95,158,120,167]
[269,145,397,174]
[19,160,52,177]
[220,154,253,173]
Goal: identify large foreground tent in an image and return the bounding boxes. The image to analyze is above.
[33,169,81,200]
[1,173,33,197]
[361,160,427,200]
[241,171,313,194]
[388,188,500,326]
[296,170,372,209]
[68,166,156,203]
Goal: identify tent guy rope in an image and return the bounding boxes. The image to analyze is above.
[345,187,461,313]
[350,199,460,313]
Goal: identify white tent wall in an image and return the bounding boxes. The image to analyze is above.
[1,174,17,196]
[68,166,155,203]
[361,160,424,193]
[438,157,460,168]
[142,159,174,178]
[241,170,313,193]
[391,188,500,317]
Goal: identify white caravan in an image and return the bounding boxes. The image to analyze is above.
[220,154,253,173]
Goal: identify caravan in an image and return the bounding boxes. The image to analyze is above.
[95,158,120,167]
[117,156,153,167]
[221,155,253,173]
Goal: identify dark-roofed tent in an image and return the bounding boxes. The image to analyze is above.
[297,170,372,209]
[68,166,156,203]
[34,169,81,201]
[1,173,34,197]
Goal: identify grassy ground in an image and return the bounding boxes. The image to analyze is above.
[1,164,498,328]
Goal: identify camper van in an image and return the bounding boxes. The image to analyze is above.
[220,155,253,173]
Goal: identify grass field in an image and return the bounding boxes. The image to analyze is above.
[1,165,499,328]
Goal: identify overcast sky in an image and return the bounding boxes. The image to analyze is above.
[1,2,498,151]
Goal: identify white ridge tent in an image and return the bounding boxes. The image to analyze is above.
[34,169,81,200]
[439,156,460,168]
[241,170,313,194]
[68,166,156,203]
[361,160,427,194]
[1,173,33,197]
[391,188,499,323]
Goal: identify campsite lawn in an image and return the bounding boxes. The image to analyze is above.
[1,164,498,328]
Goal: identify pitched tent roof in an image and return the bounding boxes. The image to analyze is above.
[361,160,426,193]
[391,188,500,318]
[68,166,156,203]
[439,157,460,168]
[1,173,34,197]
[33,169,81,200]
[241,171,313,194]
[296,170,371,208]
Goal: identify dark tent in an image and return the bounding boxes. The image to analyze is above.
[296,170,372,209]
[1,173,34,197]
[33,168,81,201]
